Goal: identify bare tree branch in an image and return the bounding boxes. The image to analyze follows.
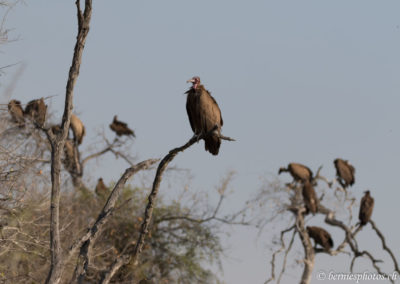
[69,158,159,283]
[99,130,235,283]
[45,1,92,283]
[370,220,400,274]
[264,224,296,284]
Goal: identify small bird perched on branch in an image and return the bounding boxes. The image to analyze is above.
[334,158,355,189]
[8,99,25,127]
[24,98,47,127]
[70,114,86,145]
[109,115,135,138]
[359,190,374,226]
[278,163,313,183]
[95,178,109,197]
[306,226,334,252]
[185,76,223,155]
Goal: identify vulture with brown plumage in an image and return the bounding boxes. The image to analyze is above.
[95,178,108,197]
[109,115,135,137]
[306,226,334,252]
[359,190,374,226]
[70,114,85,145]
[8,100,25,127]
[334,158,355,189]
[24,98,47,127]
[302,180,318,214]
[185,76,223,155]
[278,163,313,182]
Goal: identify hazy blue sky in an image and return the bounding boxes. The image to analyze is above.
[1,1,399,283]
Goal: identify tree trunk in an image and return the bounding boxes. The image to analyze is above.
[45,143,63,284]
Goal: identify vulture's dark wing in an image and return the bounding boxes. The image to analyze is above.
[198,88,222,133]
[322,230,334,248]
[209,94,223,127]
[302,182,318,214]
[359,194,374,225]
[116,120,129,128]
[185,89,197,133]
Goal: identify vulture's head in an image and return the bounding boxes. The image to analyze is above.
[364,190,370,195]
[8,100,21,109]
[278,167,286,175]
[187,76,200,89]
[113,115,118,121]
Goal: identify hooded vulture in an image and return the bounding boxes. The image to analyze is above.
[302,180,318,214]
[334,158,355,189]
[95,178,108,197]
[24,98,47,127]
[278,163,313,183]
[185,76,223,155]
[109,115,135,137]
[8,100,25,127]
[70,114,85,145]
[359,190,374,226]
[306,226,334,252]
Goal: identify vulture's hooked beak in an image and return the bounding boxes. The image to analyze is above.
[186,79,195,83]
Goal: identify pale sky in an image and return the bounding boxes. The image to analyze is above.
[1,1,399,283]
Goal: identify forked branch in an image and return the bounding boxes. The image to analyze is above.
[99,130,235,283]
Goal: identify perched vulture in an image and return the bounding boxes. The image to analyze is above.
[306,226,334,252]
[109,115,135,137]
[95,178,108,197]
[7,100,25,127]
[278,163,313,183]
[70,114,85,145]
[63,139,77,172]
[302,180,318,214]
[334,158,355,189]
[24,98,47,127]
[359,190,374,226]
[185,76,223,155]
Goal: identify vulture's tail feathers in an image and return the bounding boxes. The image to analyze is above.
[204,134,221,155]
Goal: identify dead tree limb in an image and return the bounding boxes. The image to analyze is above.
[69,158,159,284]
[45,1,92,284]
[99,130,235,284]
[264,224,296,284]
[370,220,400,274]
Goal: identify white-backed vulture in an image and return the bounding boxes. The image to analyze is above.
[359,190,374,226]
[185,76,223,155]
[302,180,318,214]
[95,178,108,197]
[8,99,25,127]
[24,98,47,127]
[334,158,355,188]
[306,226,334,251]
[278,163,313,182]
[109,115,135,137]
[70,114,85,145]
